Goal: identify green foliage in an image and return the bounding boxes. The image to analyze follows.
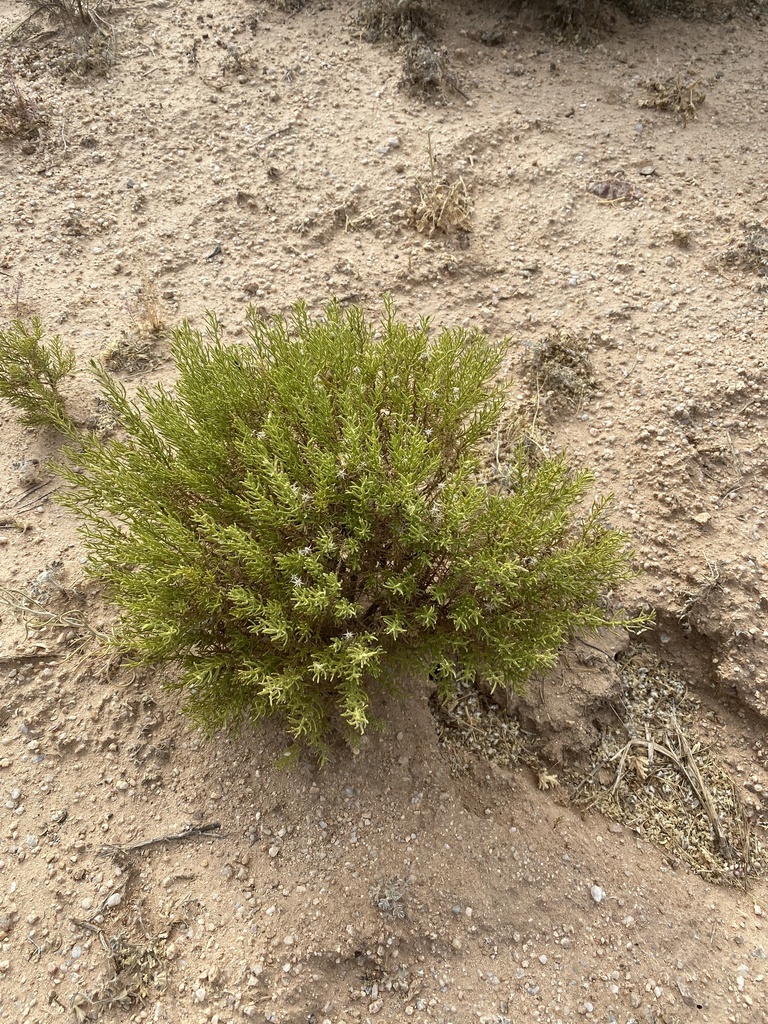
[58,300,645,761]
[0,317,76,431]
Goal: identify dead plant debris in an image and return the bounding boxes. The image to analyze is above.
[720,222,768,277]
[400,41,461,100]
[100,331,158,374]
[430,675,528,777]
[100,821,223,857]
[355,0,438,44]
[432,645,762,887]
[522,329,597,409]
[479,404,551,495]
[0,71,48,141]
[70,931,167,1023]
[575,650,764,885]
[639,73,705,122]
[587,179,642,202]
[11,0,117,79]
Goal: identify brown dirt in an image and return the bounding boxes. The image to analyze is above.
[1,1,768,1022]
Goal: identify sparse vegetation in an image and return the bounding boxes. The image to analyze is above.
[56,29,116,79]
[408,136,472,237]
[0,318,76,431]
[544,0,615,43]
[400,40,460,100]
[23,0,108,33]
[0,272,31,319]
[0,72,48,141]
[57,299,645,762]
[100,332,158,375]
[355,0,459,101]
[721,222,768,276]
[12,0,117,79]
[579,650,761,883]
[542,0,746,43]
[355,0,438,43]
[371,877,408,918]
[125,272,166,337]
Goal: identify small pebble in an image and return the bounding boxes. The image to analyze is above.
[590,885,606,904]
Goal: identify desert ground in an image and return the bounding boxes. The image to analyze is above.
[1,0,768,1022]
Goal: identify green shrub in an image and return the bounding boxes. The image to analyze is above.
[0,317,76,431]
[58,300,645,761]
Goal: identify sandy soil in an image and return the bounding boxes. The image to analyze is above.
[1,1,768,1022]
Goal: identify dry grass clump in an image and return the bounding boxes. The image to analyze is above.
[0,72,48,141]
[355,0,439,43]
[522,330,596,409]
[59,30,116,79]
[13,0,117,79]
[124,270,166,337]
[639,73,705,122]
[1,272,33,319]
[23,0,108,32]
[544,0,737,42]
[408,136,471,237]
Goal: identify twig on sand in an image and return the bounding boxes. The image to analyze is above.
[100,821,223,856]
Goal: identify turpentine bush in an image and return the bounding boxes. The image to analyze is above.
[0,317,76,431]
[58,300,643,760]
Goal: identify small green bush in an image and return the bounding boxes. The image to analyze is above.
[0,317,76,431]
[58,300,644,760]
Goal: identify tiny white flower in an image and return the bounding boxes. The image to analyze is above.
[343,631,354,640]
[290,575,303,587]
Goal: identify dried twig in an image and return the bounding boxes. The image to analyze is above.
[0,586,107,641]
[100,821,223,857]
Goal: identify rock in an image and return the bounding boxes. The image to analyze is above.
[17,459,40,488]
[590,885,606,904]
